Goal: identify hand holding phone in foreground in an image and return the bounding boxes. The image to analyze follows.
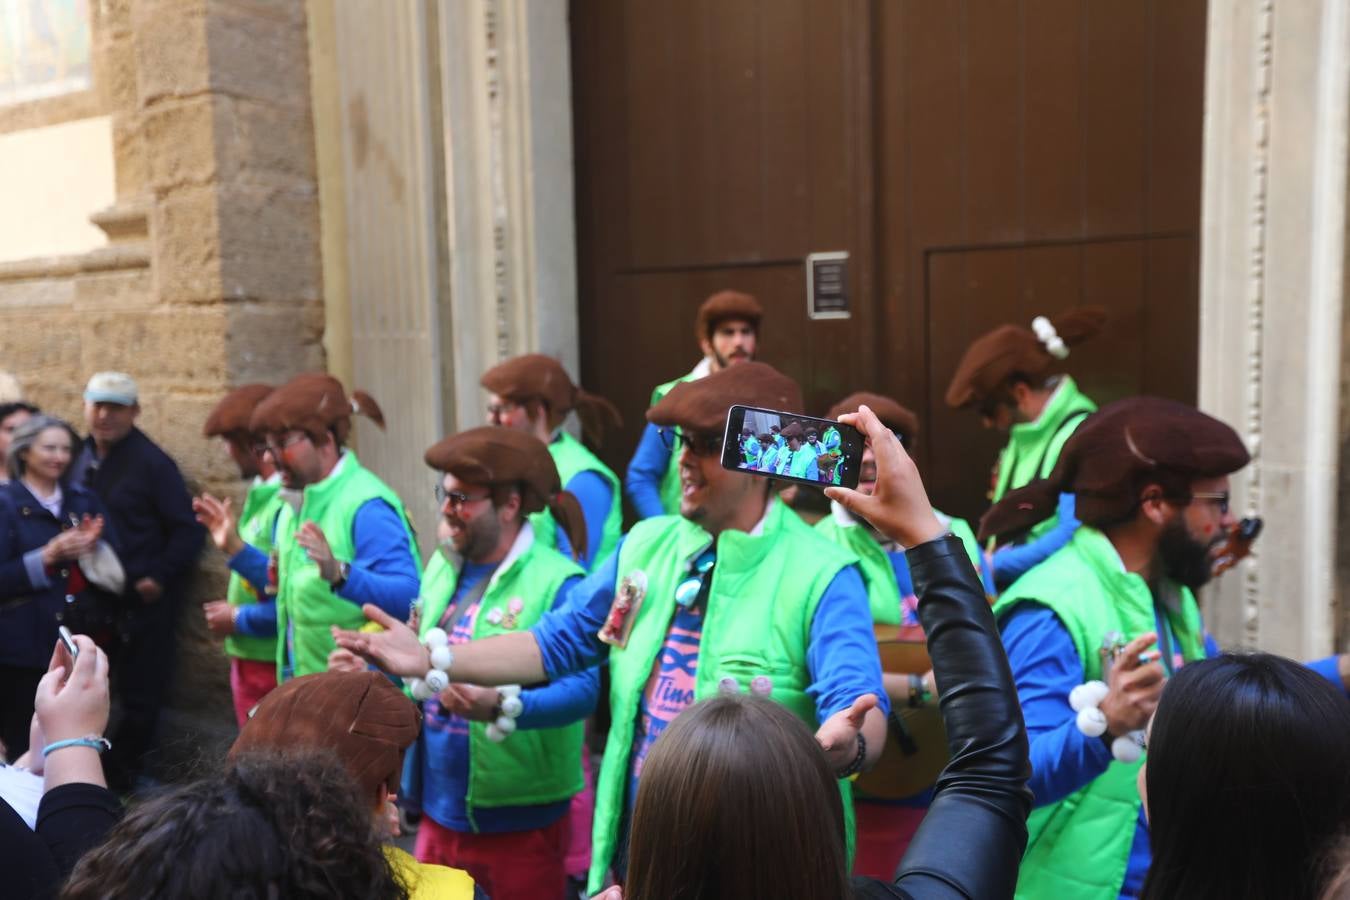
[825,404,946,549]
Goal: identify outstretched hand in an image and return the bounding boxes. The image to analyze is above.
[194,493,242,555]
[825,405,946,548]
[331,605,428,678]
[814,693,879,773]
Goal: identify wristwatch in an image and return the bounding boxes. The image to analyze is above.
[330,560,351,591]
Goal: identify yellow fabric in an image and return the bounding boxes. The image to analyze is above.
[384,845,476,900]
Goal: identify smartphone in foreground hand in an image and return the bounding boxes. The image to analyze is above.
[722,405,864,490]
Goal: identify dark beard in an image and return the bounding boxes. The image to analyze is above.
[1157,517,1214,590]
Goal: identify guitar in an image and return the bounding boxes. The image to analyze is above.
[1210,517,1263,578]
[853,623,950,800]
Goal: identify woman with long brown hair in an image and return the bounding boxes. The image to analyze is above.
[601,404,1032,900]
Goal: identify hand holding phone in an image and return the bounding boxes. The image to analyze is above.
[721,405,864,490]
[824,404,946,549]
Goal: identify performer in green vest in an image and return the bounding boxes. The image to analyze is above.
[481,354,621,573]
[198,383,286,726]
[193,374,421,683]
[373,426,596,898]
[336,362,889,895]
[981,397,1350,899]
[815,391,989,880]
[625,289,762,518]
[945,307,1106,591]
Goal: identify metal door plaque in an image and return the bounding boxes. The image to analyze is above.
[807,251,850,320]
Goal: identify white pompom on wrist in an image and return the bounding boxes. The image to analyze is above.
[1076,706,1108,738]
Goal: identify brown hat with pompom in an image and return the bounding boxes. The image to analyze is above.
[425,425,588,561]
[945,307,1107,409]
[230,671,419,799]
[203,384,273,441]
[978,396,1250,543]
[648,361,802,435]
[248,373,384,445]
[695,290,763,343]
[827,392,920,449]
[480,354,621,447]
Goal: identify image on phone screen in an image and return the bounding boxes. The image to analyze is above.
[721,405,864,491]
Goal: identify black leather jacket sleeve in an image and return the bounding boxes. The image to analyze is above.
[856,534,1032,900]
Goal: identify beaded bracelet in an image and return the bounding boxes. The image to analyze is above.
[836,731,868,780]
[403,629,524,741]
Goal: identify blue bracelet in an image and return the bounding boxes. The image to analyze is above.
[42,736,111,757]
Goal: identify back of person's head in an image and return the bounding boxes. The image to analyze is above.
[625,694,850,900]
[1143,653,1350,900]
[61,750,408,900]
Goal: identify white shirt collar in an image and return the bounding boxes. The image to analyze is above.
[689,357,713,380]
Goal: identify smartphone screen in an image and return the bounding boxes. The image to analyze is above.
[721,405,864,490]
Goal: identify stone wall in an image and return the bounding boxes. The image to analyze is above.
[0,0,325,775]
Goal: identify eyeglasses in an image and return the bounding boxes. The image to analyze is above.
[658,428,723,457]
[254,433,310,457]
[486,399,520,420]
[1189,491,1230,515]
[434,483,492,511]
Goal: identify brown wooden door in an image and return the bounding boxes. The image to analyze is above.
[571,0,1207,523]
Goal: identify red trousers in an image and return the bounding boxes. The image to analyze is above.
[229,657,278,728]
[564,736,595,878]
[415,812,568,900]
[851,801,927,880]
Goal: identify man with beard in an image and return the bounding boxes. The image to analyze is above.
[814,392,989,878]
[333,427,597,899]
[945,308,1106,590]
[333,362,888,895]
[981,397,1350,900]
[774,422,818,480]
[756,433,778,473]
[625,290,761,518]
[480,354,622,571]
[193,374,420,682]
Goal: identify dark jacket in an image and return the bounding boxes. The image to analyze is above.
[2,782,123,900]
[852,535,1033,900]
[0,479,119,669]
[70,427,203,594]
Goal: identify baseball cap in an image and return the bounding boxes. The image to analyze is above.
[84,372,139,406]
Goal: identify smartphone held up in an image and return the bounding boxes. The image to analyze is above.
[721,405,864,490]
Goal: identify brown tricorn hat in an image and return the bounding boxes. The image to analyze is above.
[203,383,273,441]
[945,307,1107,410]
[828,392,921,449]
[648,361,802,435]
[480,354,621,447]
[695,290,763,343]
[978,396,1250,543]
[425,425,588,561]
[779,421,806,440]
[230,671,419,799]
[248,373,384,445]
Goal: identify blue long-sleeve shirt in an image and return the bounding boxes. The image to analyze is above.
[563,469,612,570]
[625,422,671,519]
[412,562,595,833]
[532,537,890,723]
[991,492,1081,590]
[230,498,420,637]
[1001,602,1346,898]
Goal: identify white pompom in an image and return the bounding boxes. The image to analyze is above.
[486,723,506,742]
[1076,706,1108,738]
[494,715,517,735]
[1111,733,1144,763]
[1046,336,1069,360]
[1069,680,1109,712]
[499,684,522,699]
[500,695,524,718]
[424,627,449,648]
[1031,315,1055,340]
[424,668,450,693]
[409,678,433,701]
[429,645,454,671]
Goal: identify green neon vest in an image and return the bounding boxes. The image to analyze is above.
[224,478,285,662]
[273,453,419,680]
[416,527,586,821]
[650,375,690,515]
[991,527,1206,900]
[588,502,861,893]
[815,507,981,625]
[990,375,1096,542]
[530,431,622,571]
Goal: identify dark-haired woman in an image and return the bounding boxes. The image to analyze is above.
[599,403,1032,900]
[1139,654,1350,900]
[0,415,121,760]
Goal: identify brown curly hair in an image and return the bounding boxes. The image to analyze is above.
[61,749,409,900]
